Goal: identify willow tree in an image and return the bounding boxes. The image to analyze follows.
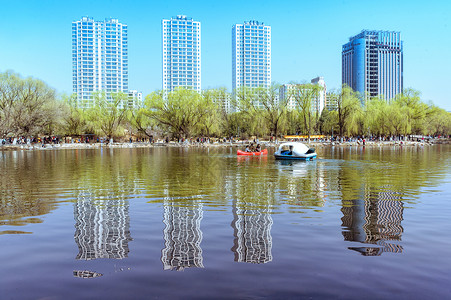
[60,93,90,136]
[424,106,451,136]
[233,84,287,138]
[145,87,214,139]
[385,101,411,136]
[393,89,431,135]
[0,70,59,138]
[87,91,129,141]
[128,105,156,139]
[364,96,390,136]
[334,85,362,137]
[318,108,338,136]
[198,88,224,137]
[288,83,322,141]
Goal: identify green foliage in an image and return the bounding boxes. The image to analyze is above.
[0,70,59,138]
[60,93,90,136]
[127,106,156,138]
[288,83,322,139]
[318,109,338,135]
[233,84,287,138]
[86,91,129,139]
[333,85,362,136]
[145,87,218,139]
[197,89,223,137]
[1,71,451,140]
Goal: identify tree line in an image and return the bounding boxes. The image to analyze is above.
[1,70,450,141]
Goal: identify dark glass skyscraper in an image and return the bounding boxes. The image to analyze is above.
[342,30,403,100]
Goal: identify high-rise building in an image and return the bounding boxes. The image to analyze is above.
[72,17,128,107]
[127,90,143,108]
[325,91,338,111]
[342,30,403,101]
[162,15,201,93]
[232,21,271,92]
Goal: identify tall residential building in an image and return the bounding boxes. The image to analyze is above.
[72,17,128,106]
[127,90,143,108]
[342,30,403,101]
[325,91,338,111]
[232,20,271,92]
[279,77,327,114]
[162,15,201,93]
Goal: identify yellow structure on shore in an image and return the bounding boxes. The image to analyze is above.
[284,135,325,139]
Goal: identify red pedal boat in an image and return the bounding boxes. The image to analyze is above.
[237,149,268,156]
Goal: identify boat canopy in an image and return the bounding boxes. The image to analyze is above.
[277,142,309,155]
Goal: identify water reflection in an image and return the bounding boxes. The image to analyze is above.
[0,151,61,229]
[275,160,328,210]
[73,270,103,279]
[74,191,132,260]
[161,198,204,270]
[231,199,273,264]
[341,188,404,256]
[231,156,274,263]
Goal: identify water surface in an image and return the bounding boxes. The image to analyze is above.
[1,145,450,299]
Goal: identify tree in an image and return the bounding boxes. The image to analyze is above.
[145,88,214,139]
[289,83,322,141]
[334,85,362,137]
[364,96,390,137]
[233,84,287,138]
[393,89,429,135]
[318,109,338,136]
[60,93,90,136]
[425,106,451,136]
[128,106,157,138]
[197,89,223,137]
[86,91,129,141]
[0,70,59,138]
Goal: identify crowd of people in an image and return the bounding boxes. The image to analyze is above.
[1,136,60,145]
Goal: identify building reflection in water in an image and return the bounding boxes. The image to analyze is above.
[73,270,103,279]
[161,199,204,271]
[74,192,132,260]
[231,199,273,264]
[341,189,404,256]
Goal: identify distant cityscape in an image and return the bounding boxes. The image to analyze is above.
[72,15,403,114]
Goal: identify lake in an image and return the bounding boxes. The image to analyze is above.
[1,145,450,299]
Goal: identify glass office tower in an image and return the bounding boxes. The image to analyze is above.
[342,30,403,100]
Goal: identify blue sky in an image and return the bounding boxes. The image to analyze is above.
[1,0,450,110]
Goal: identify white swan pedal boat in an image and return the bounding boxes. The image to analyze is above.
[274,142,317,160]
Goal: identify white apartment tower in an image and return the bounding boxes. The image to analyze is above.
[162,15,201,93]
[232,21,271,92]
[72,17,128,107]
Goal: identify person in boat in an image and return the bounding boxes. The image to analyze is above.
[245,145,251,152]
[255,144,261,152]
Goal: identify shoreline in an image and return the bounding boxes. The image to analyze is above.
[1,139,446,151]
